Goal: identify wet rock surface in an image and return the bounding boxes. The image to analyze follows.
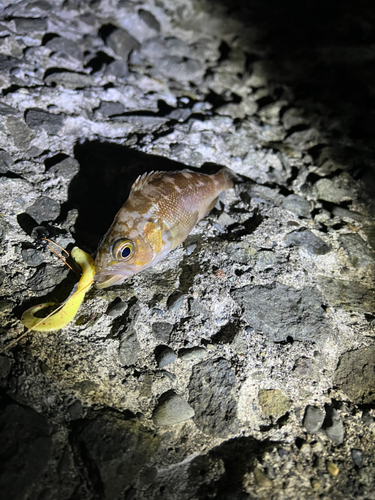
[0,0,375,499]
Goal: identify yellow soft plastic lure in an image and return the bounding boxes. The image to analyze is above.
[21,247,95,331]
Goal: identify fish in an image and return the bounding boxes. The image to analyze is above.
[94,167,236,288]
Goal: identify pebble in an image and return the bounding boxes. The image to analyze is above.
[326,461,339,477]
[231,282,330,343]
[284,229,331,255]
[351,449,364,468]
[155,346,177,368]
[0,150,14,173]
[178,347,206,361]
[106,300,128,318]
[25,196,60,224]
[315,177,353,204]
[324,409,344,445]
[303,405,325,433]
[49,157,80,181]
[45,36,84,62]
[282,194,311,218]
[118,328,141,366]
[25,108,65,135]
[6,116,34,150]
[362,410,374,426]
[106,28,140,59]
[253,468,272,488]
[334,344,375,403]
[138,9,161,31]
[95,100,125,118]
[339,233,375,268]
[167,292,185,312]
[258,389,291,417]
[153,392,195,426]
[44,71,95,89]
[21,247,45,267]
[151,322,173,343]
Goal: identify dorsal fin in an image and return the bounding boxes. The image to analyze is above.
[130,171,167,194]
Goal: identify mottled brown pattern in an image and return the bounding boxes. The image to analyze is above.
[94,168,235,288]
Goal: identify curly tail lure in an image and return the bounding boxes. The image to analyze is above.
[21,247,95,331]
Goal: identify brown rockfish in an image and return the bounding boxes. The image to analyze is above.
[94,168,235,288]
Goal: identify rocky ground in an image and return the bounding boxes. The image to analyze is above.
[1,0,375,499]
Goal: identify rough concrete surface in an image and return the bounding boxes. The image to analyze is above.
[0,0,375,499]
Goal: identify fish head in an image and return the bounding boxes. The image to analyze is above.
[94,219,164,289]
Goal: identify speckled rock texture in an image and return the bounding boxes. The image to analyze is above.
[0,1,375,499]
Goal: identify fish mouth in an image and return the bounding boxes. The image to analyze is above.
[94,273,124,289]
[94,265,135,289]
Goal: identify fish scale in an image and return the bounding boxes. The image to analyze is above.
[94,167,236,288]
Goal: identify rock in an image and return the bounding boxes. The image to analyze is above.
[225,241,257,264]
[141,36,190,59]
[49,156,80,181]
[167,292,186,312]
[351,449,364,468]
[327,462,339,477]
[77,411,160,499]
[292,357,319,379]
[339,233,375,268]
[0,102,18,115]
[331,206,362,220]
[231,282,330,343]
[118,327,141,366]
[95,100,125,118]
[315,177,353,203]
[255,250,284,270]
[153,391,195,426]
[6,116,34,150]
[27,264,69,294]
[106,28,140,59]
[247,184,284,205]
[284,229,331,255]
[258,389,291,417]
[151,322,173,343]
[21,247,45,266]
[25,196,61,223]
[14,17,48,32]
[138,9,161,31]
[253,467,272,488]
[44,71,95,89]
[106,300,128,318]
[153,55,203,82]
[178,347,206,361]
[334,345,375,404]
[317,276,375,314]
[188,358,237,436]
[104,60,129,78]
[155,346,177,368]
[0,150,14,174]
[303,406,325,433]
[45,36,84,62]
[324,408,344,445]
[362,410,374,426]
[0,403,52,500]
[282,194,311,218]
[25,108,65,135]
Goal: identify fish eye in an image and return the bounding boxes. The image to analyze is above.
[111,239,134,261]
